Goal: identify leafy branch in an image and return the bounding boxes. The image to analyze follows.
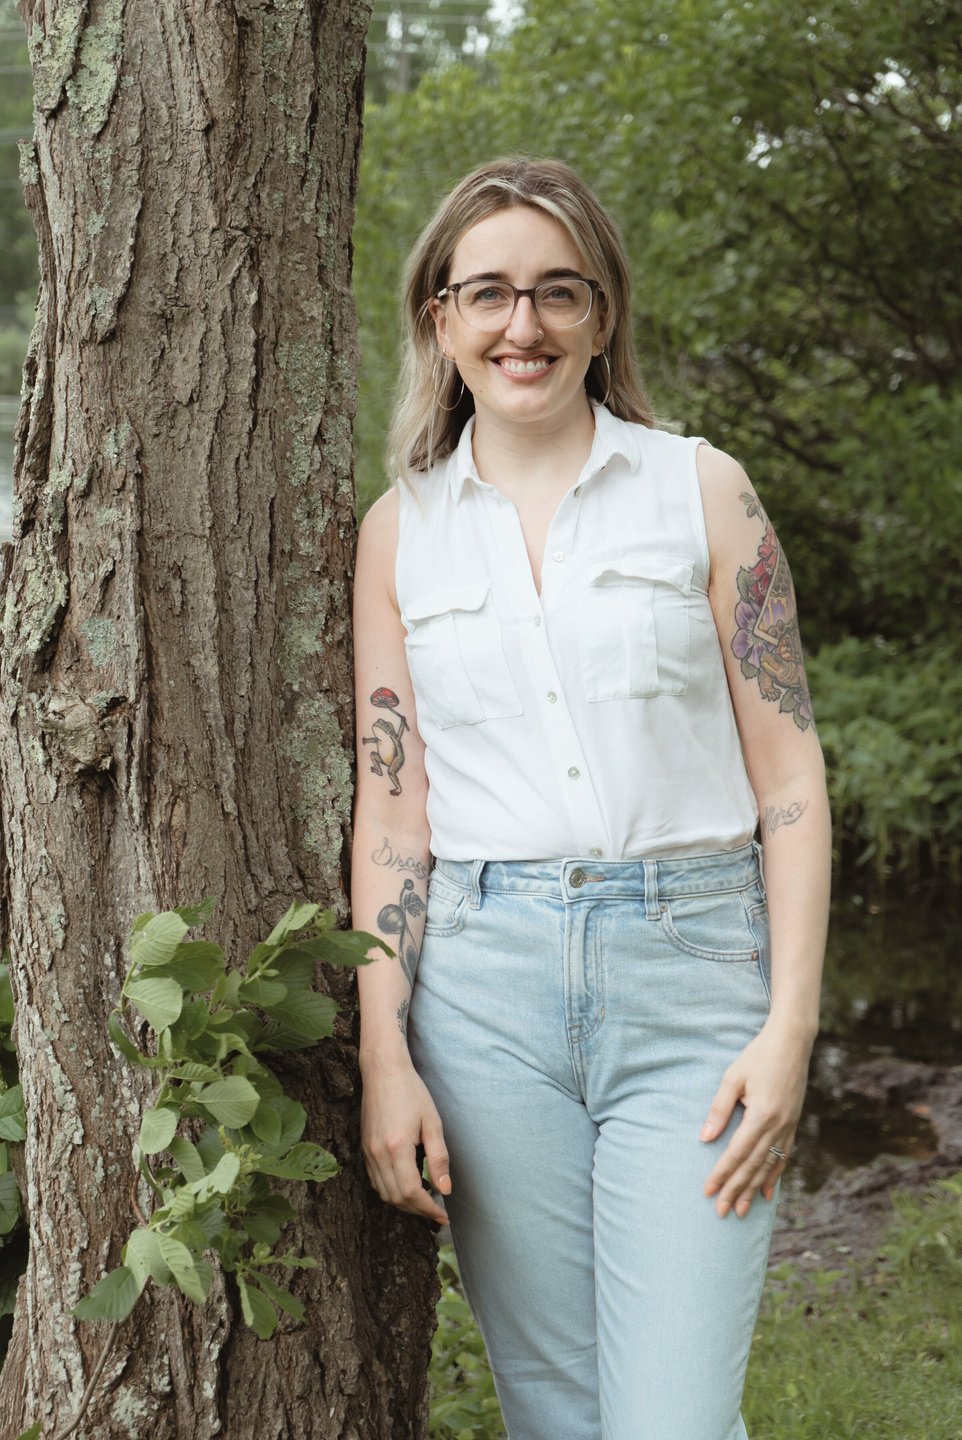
[74,897,385,1338]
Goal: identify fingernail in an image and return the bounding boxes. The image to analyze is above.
[700,1123,717,1142]
[716,1200,730,1218]
[439,1175,451,1194]
[736,1199,750,1218]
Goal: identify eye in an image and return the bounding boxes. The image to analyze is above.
[540,284,577,303]
[464,283,512,306]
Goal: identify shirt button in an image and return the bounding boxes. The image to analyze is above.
[589,847,603,857]
[574,486,582,497]
[568,766,580,779]
[547,691,557,703]
[533,616,542,627]
[553,550,565,562]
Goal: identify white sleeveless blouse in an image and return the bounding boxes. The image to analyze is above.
[395,404,758,860]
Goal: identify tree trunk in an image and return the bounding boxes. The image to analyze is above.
[0,2,437,1436]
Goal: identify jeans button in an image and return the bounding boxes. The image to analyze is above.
[569,867,587,888]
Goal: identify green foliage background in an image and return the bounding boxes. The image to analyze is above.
[354,0,962,873]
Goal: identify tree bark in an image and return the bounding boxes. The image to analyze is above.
[0,2,437,1436]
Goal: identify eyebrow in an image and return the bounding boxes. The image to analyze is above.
[458,267,586,283]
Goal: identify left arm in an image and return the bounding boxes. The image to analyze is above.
[696,444,831,1218]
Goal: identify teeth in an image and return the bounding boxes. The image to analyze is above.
[499,358,551,374]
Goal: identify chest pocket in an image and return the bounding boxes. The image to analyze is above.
[579,552,693,701]
[403,581,523,729]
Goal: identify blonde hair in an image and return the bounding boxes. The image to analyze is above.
[388,157,655,489]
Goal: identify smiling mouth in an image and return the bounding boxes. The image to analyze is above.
[493,356,557,376]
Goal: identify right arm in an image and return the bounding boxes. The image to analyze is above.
[351,489,451,1224]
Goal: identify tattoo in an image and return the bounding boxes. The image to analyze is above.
[376,878,425,986]
[362,687,409,794]
[396,998,410,1037]
[372,836,429,881]
[762,798,809,838]
[731,493,814,732]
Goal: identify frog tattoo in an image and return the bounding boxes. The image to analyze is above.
[363,687,409,795]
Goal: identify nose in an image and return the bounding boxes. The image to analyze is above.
[504,294,543,346]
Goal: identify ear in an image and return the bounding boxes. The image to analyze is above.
[429,296,451,357]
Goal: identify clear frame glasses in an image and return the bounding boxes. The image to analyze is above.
[436,277,602,331]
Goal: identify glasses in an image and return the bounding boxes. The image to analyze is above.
[436,277,602,331]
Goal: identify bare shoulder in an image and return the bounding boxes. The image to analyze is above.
[356,487,401,610]
[695,442,755,509]
[358,486,400,558]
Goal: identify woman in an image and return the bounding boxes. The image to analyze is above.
[352,157,830,1440]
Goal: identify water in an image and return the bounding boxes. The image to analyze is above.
[0,395,956,1191]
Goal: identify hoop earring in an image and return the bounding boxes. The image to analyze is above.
[598,349,612,407]
[432,355,465,413]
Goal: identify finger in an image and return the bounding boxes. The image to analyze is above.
[422,1115,452,1197]
[716,1137,792,1217]
[699,1073,742,1143]
[388,1148,449,1225]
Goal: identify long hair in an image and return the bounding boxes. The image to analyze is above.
[388,157,655,490]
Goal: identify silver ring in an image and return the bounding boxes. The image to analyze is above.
[768,1144,788,1162]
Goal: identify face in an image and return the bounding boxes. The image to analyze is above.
[430,205,606,435]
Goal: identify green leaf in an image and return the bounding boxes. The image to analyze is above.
[0,1171,21,1235]
[124,1228,173,1287]
[166,1062,221,1083]
[107,1011,164,1069]
[195,1076,260,1127]
[237,976,289,1007]
[265,902,321,946]
[150,942,227,993]
[248,1268,305,1321]
[259,992,338,1042]
[15,1425,42,1440]
[173,897,217,927]
[250,1100,282,1146]
[73,1264,144,1322]
[138,1106,179,1156]
[0,1084,26,1142]
[130,911,189,968]
[156,1234,211,1304]
[306,928,387,966]
[125,977,184,1032]
[237,1274,278,1338]
[0,962,13,1026]
[253,1142,339,1183]
[169,1136,207,1184]
[187,1150,241,1202]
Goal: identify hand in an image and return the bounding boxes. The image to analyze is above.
[361,1058,451,1225]
[699,1021,812,1218]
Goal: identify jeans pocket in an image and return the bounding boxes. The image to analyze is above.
[423,876,469,937]
[658,887,762,963]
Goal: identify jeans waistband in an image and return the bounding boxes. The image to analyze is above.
[432,842,764,918]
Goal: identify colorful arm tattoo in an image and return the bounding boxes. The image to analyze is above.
[362,687,408,794]
[731,493,814,732]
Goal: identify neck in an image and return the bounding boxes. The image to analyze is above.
[471,399,597,492]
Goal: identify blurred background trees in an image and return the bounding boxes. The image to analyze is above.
[353,0,962,874]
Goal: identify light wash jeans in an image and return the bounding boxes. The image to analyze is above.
[408,844,778,1440]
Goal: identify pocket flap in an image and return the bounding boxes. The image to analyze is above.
[585,553,693,594]
[403,581,491,625]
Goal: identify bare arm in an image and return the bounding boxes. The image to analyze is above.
[696,444,832,1217]
[352,489,450,1224]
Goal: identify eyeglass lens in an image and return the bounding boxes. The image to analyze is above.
[456,280,593,330]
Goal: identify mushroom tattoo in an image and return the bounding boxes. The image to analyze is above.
[363,687,409,795]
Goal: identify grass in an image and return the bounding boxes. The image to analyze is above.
[429,1174,962,1440]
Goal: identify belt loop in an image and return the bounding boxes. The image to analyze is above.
[752,839,767,899]
[467,859,485,909]
[643,859,660,920]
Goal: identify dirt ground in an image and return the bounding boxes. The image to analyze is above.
[770,1058,962,1272]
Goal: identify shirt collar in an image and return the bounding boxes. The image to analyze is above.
[446,403,642,503]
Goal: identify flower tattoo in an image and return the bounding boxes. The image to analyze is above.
[732,493,814,731]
